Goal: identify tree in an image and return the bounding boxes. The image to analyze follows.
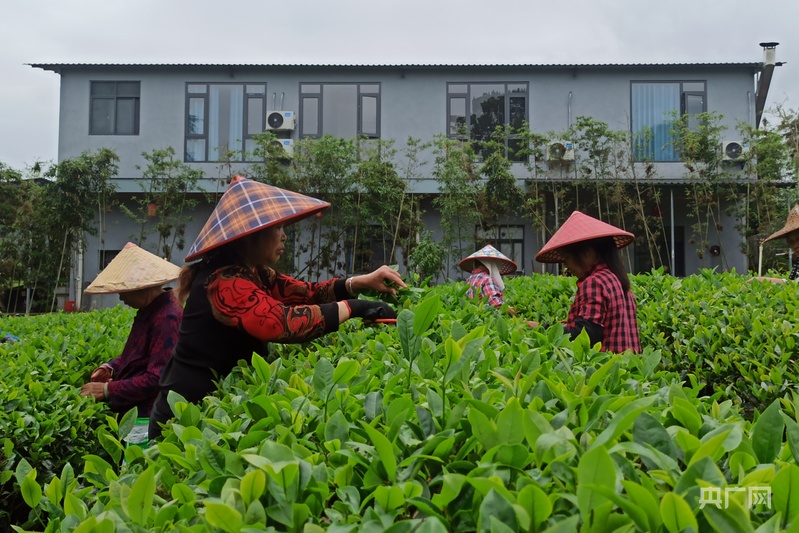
[120,147,204,261]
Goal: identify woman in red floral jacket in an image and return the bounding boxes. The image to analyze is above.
[149,176,403,438]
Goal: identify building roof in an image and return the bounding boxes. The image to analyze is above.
[28,61,763,73]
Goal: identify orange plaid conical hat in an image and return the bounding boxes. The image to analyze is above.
[85,242,181,294]
[763,205,799,243]
[185,176,330,262]
[535,211,634,263]
[459,244,517,274]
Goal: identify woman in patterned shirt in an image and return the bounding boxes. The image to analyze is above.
[149,176,403,438]
[532,211,641,353]
[460,244,518,312]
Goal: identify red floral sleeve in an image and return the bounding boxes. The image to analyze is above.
[258,266,340,305]
[207,266,338,343]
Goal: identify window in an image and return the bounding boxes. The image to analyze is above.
[475,225,525,273]
[185,83,267,162]
[448,83,528,162]
[90,81,140,135]
[300,83,380,139]
[99,249,121,271]
[631,81,706,161]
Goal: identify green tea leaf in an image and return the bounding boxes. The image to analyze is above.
[517,483,551,529]
[126,466,155,525]
[413,295,442,337]
[240,469,266,506]
[660,492,697,533]
[20,468,41,509]
[772,463,799,527]
[479,489,518,532]
[361,421,397,482]
[701,498,756,533]
[577,445,617,518]
[751,400,784,464]
[205,501,244,532]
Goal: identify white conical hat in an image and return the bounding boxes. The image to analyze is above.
[459,244,517,274]
[84,243,181,294]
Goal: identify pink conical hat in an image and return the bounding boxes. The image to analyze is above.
[536,211,634,263]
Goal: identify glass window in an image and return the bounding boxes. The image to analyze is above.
[302,97,319,136]
[447,82,528,162]
[300,83,381,139]
[90,81,140,135]
[631,81,706,161]
[184,83,266,162]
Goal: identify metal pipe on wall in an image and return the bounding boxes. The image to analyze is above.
[670,189,676,275]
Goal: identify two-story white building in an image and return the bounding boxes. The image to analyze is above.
[32,43,779,308]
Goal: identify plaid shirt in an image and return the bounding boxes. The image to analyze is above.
[466,270,504,308]
[207,265,343,343]
[106,290,182,416]
[567,263,641,353]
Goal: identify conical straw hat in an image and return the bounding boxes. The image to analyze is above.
[535,211,635,263]
[185,176,330,262]
[84,243,181,294]
[459,244,517,274]
[763,205,799,243]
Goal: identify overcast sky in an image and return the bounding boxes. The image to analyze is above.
[2,0,797,172]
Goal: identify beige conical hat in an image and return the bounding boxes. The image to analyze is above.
[84,243,181,294]
[763,205,799,243]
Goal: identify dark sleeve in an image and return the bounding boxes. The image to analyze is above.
[106,307,181,412]
[564,318,604,346]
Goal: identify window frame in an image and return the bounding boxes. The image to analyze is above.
[299,82,381,139]
[183,82,267,163]
[447,82,529,162]
[630,80,707,162]
[89,81,141,136]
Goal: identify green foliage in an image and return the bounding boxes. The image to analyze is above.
[6,272,799,531]
[0,307,132,529]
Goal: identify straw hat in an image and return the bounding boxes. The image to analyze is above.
[459,244,517,274]
[535,211,635,263]
[184,176,331,262]
[84,243,181,294]
[763,205,799,243]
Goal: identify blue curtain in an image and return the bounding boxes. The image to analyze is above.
[632,83,679,162]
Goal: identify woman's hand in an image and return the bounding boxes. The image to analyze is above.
[351,266,407,296]
[80,382,107,401]
[90,365,112,382]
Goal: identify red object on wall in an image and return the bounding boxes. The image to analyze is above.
[64,300,76,312]
[147,202,157,218]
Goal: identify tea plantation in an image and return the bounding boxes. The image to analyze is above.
[2,270,799,532]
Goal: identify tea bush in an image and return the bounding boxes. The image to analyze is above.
[4,272,799,531]
[0,308,133,528]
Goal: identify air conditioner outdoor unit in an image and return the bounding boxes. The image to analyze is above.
[274,139,294,157]
[266,111,295,131]
[547,140,575,161]
[721,140,750,161]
